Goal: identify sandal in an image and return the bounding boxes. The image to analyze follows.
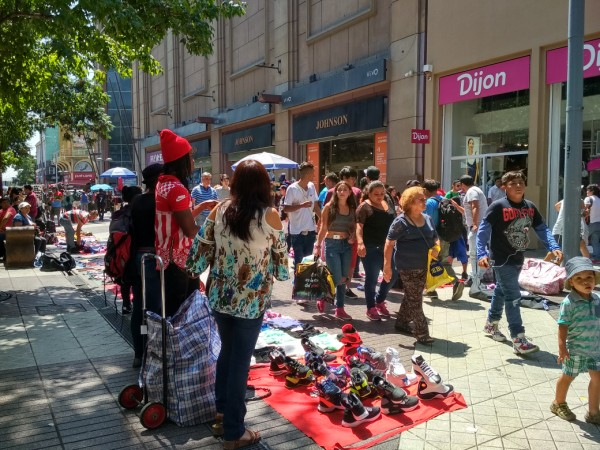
[222,429,261,449]
[212,412,224,436]
[415,335,435,344]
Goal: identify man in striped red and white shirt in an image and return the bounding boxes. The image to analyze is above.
[155,130,217,316]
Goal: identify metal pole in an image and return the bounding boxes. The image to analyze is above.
[562,0,585,261]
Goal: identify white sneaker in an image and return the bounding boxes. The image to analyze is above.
[513,333,539,355]
[385,347,417,387]
[483,321,506,342]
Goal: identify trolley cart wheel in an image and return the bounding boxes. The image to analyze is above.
[118,384,143,409]
[140,402,167,429]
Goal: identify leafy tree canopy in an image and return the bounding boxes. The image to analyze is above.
[0,0,246,172]
[14,153,36,186]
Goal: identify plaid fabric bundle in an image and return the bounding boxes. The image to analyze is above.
[140,290,221,426]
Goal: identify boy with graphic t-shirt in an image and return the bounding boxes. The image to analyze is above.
[477,171,562,354]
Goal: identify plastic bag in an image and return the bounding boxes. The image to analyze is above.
[292,257,336,303]
[518,258,566,295]
[425,248,454,292]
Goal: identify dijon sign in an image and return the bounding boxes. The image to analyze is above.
[315,114,349,130]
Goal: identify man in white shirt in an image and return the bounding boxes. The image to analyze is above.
[283,162,321,297]
[460,174,489,294]
[487,177,506,204]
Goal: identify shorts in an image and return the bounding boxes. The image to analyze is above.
[562,354,600,377]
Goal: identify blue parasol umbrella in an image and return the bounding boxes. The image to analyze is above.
[100,167,137,178]
[90,184,113,191]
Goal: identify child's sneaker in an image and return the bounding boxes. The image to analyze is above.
[585,411,600,424]
[483,320,506,342]
[512,333,539,355]
[550,402,576,421]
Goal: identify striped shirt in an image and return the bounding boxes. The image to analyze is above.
[155,175,193,269]
[557,291,600,359]
[191,184,217,221]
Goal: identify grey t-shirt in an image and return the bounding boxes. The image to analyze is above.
[464,186,488,228]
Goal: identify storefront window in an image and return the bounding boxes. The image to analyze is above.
[446,89,529,193]
[318,134,375,176]
[556,76,600,197]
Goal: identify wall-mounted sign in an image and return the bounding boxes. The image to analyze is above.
[374,132,388,183]
[145,150,164,166]
[411,129,431,144]
[294,96,385,142]
[222,123,273,154]
[439,56,530,105]
[546,37,600,84]
[306,142,320,172]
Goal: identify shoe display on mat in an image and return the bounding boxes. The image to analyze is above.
[372,375,419,414]
[375,302,391,318]
[334,307,353,321]
[317,300,325,313]
[316,378,347,413]
[345,288,358,298]
[512,333,539,355]
[411,354,454,400]
[585,411,600,425]
[283,356,314,389]
[341,392,381,428]
[331,365,350,388]
[338,324,362,346]
[364,307,380,321]
[301,337,325,356]
[268,348,287,376]
[347,356,385,381]
[423,290,438,298]
[349,368,377,399]
[357,346,387,371]
[550,401,576,421]
[311,362,346,388]
[451,281,465,301]
[385,347,418,387]
[483,320,506,342]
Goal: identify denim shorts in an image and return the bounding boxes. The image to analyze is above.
[562,354,600,377]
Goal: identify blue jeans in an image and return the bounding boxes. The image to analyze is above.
[324,238,352,307]
[213,310,264,441]
[59,217,76,248]
[291,231,316,274]
[589,222,600,259]
[363,244,398,309]
[488,264,524,338]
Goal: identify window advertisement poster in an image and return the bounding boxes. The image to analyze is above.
[374,132,388,182]
[307,142,320,172]
[465,136,480,182]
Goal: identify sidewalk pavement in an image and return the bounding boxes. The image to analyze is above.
[1,233,599,449]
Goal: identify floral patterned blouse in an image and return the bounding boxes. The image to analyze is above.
[186,203,289,319]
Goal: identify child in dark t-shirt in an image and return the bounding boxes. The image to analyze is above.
[476,171,562,355]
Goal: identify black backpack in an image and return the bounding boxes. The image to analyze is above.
[41,252,76,272]
[436,197,464,242]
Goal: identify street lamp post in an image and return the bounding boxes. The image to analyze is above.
[97,157,113,174]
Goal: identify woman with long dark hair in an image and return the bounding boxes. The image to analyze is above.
[187,160,289,449]
[314,181,357,319]
[155,130,217,316]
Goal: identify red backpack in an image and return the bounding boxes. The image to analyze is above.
[104,208,133,284]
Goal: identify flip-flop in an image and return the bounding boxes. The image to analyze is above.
[222,429,261,449]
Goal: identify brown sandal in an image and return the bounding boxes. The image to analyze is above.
[212,412,224,436]
[222,429,261,449]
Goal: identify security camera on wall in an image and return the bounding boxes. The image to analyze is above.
[423,64,433,80]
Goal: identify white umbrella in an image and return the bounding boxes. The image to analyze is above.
[231,152,299,170]
[100,167,137,178]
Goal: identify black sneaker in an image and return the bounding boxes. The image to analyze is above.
[347,356,385,382]
[284,356,314,389]
[341,393,381,428]
[316,379,346,413]
[302,338,336,362]
[451,282,465,301]
[268,348,287,376]
[345,288,358,298]
[357,346,387,371]
[372,376,419,414]
[349,368,376,399]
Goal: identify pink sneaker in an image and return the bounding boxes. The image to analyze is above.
[375,302,390,318]
[317,300,325,313]
[366,307,381,321]
[335,308,353,321]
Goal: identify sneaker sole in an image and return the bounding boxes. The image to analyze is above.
[317,402,344,413]
[341,410,381,427]
[513,346,539,355]
[451,283,465,301]
[381,403,419,414]
[366,314,381,321]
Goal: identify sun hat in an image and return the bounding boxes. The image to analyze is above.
[18,202,31,210]
[159,129,192,163]
[564,256,600,290]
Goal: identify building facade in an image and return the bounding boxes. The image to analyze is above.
[132,0,600,221]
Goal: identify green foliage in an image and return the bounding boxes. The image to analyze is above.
[14,154,37,185]
[0,0,246,172]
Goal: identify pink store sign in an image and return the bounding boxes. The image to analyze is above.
[546,38,600,84]
[439,56,530,105]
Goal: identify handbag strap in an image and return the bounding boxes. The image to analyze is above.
[405,215,435,249]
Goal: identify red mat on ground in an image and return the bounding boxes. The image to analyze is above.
[250,365,467,450]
